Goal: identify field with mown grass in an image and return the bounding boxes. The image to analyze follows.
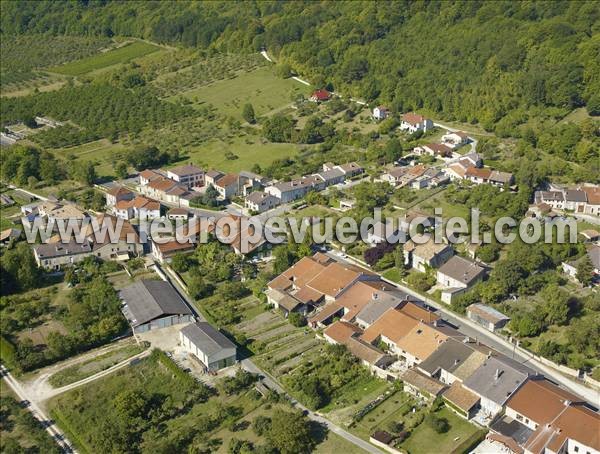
[170,66,310,120]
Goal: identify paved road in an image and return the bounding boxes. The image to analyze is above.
[327,250,600,405]
[1,365,76,453]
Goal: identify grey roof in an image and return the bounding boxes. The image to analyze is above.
[206,170,224,179]
[356,294,403,325]
[246,192,277,204]
[271,175,322,193]
[180,322,236,356]
[167,164,204,176]
[463,356,533,405]
[120,280,192,327]
[418,338,478,376]
[438,256,485,285]
[541,191,564,202]
[489,170,513,184]
[467,303,510,324]
[564,190,587,203]
[34,240,92,258]
[315,168,345,182]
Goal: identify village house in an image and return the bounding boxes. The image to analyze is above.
[323,321,395,378]
[166,164,204,188]
[333,162,364,178]
[85,214,143,260]
[120,280,194,333]
[33,240,93,269]
[400,112,433,133]
[204,170,225,187]
[418,338,487,387]
[264,175,324,203]
[367,220,406,246]
[414,143,453,158]
[467,304,510,332]
[522,401,600,454]
[239,171,267,196]
[372,106,390,121]
[442,382,481,420]
[105,185,134,207]
[151,238,196,263]
[38,201,88,223]
[463,356,536,421]
[581,186,600,215]
[441,131,470,148]
[167,207,190,221]
[212,173,240,199]
[266,254,377,316]
[139,169,163,186]
[380,167,409,186]
[180,322,237,371]
[561,244,600,282]
[401,368,447,401]
[443,152,483,180]
[403,240,454,271]
[310,89,331,102]
[245,191,280,213]
[113,195,161,221]
[437,256,486,303]
[314,168,346,187]
[361,308,448,367]
[0,228,21,246]
[563,189,588,212]
[465,167,514,187]
[505,378,585,433]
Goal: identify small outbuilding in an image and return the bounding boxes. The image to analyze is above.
[180,322,237,371]
[467,304,510,332]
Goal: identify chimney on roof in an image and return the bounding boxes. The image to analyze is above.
[463,336,469,343]
[454,359,460,366]
[433,319,438,327]
[495,369,503,380]
[373,292,379,300]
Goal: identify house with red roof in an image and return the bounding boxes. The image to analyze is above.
[400,112,433,133]
[310,89,331,102]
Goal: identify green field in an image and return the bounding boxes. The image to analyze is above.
[49,41,162,76]
[181,135,302,173]
[171,66,310,120]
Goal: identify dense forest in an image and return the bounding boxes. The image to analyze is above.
[2,1,599,135]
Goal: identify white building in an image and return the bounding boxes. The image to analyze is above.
[400,112,433,133]
[166,164,205,188]
[180,322,237,371]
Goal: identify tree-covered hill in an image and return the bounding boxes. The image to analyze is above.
[2,1,599,134]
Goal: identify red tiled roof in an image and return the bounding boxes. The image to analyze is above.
[311,89,331,100]
[324,321,362,344]
[401,112,426,126]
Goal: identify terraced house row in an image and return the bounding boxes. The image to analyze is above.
[268,253,600,454]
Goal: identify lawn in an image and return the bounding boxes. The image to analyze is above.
[171,66,310,120]
[49,41,162,76]
[180,135,301,173]
[382,267,404,283]
[401,407,485,454]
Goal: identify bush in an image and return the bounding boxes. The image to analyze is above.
[426,414,450,433]
[288,312,307,327]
